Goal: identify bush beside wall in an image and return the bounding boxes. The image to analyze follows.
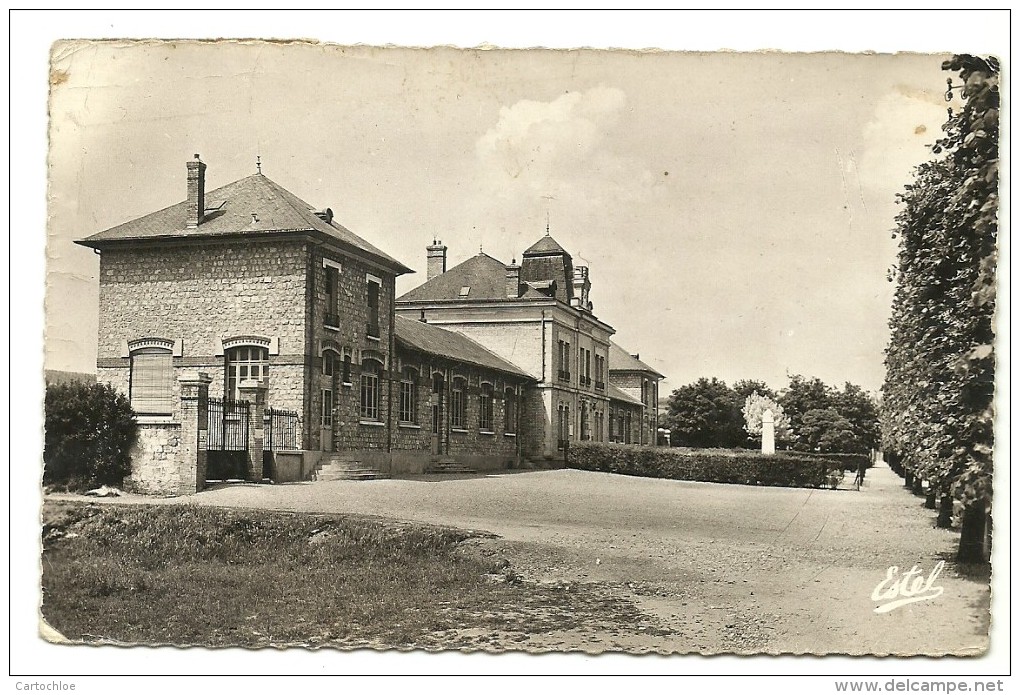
[566,442,839,489]
[44,381,137,490]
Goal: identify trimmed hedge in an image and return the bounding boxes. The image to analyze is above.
[565,442,841,489]
[775,451,871,472]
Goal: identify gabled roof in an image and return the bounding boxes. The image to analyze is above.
[394,315,532,380]
[397,253,520,303]
[76,173,411,274]
[609,341,664,378]
[607,383,644,406]
[523,233,568,256]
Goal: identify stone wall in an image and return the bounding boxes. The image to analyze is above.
[124,423,183,495]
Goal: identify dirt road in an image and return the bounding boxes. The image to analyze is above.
[54,462,990,655]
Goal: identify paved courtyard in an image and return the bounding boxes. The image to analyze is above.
[60,461,991,655]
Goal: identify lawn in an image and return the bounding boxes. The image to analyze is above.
[40,500,651,649]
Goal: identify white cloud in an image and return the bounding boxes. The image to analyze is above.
[471,86,659,246]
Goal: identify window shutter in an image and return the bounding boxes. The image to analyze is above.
[131,350,173,414]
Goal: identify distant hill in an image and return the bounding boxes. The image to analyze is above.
[44,370,97,386]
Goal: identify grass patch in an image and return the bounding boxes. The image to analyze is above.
[41,501,654,649]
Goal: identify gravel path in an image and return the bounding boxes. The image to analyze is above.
[53,461,990,655]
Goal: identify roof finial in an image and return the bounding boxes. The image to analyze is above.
[545,211,550,236]
[256,155,262,174]
[479,243,483,255]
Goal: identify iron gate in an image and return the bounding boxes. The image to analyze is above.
[263,407,299,474]
[205,398,250,480]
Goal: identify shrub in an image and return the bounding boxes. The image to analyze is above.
[566,442,840,489]
[776,451,871,472]
[44,381,137,490]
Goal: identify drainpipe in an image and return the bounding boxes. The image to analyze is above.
[386,276,395,459]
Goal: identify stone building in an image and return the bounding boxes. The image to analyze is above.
[395,232,664,459]
[608,342,664,446]
[77,156,532,492]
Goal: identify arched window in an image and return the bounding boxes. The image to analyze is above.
[400,366,419,424]
[225,345,268,401]
[360,359,382,421]
[479,382,494,432]
[130,346,173,415]
[451,377,466,429]
[504,387,517,434]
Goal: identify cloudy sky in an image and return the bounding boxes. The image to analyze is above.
[45,29,953,397]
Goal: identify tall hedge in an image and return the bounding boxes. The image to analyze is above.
[44,381,137,490]
[880,55,998,563]
[566,442,841,489]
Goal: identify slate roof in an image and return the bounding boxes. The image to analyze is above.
[523,233,569,256]
[609,341,664,378]
[76,173,411,273]
[607,383,644,406]
[394,315,532,380]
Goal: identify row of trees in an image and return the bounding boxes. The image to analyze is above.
[664,375,879,454]
[881,55,998,563]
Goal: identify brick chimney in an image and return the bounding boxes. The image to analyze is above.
[186,154,206,229]
[505,260,521,298]
[426,239,447,280]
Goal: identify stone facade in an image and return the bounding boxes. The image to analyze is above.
[95,240,309,425]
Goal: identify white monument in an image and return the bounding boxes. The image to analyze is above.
[761,408,776,455]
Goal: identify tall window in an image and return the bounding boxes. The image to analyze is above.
[342,354,352,384]
[580,402,590,440]
[130,347,173,415]
[504,388,517,434]
[594,355,606,390]
[324,265,340,328]
[321,389,333,427]
[557,340,571,381]
[400,367,418,424]
[226,346,268,400]
[360,359,381,421]
[479,383,494,432]
[451,377,466,429]
[323,350,336,377]
[366,278,381,338]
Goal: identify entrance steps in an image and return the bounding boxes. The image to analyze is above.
[427,456,477,474]
[313,453,387,481]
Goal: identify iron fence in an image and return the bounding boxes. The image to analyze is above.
[264,407,299,451]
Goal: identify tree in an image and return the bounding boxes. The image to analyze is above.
[881,55,998,563]
[733,379,777,404]
[742,392,793,446]
[665,378,745,448]
[800,408,865,454]
[44,381,137,490]
[831,382,881,452]
[779,375,835,451]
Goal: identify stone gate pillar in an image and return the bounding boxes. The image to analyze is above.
[178,370,212,495]
[238,379,268,481]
